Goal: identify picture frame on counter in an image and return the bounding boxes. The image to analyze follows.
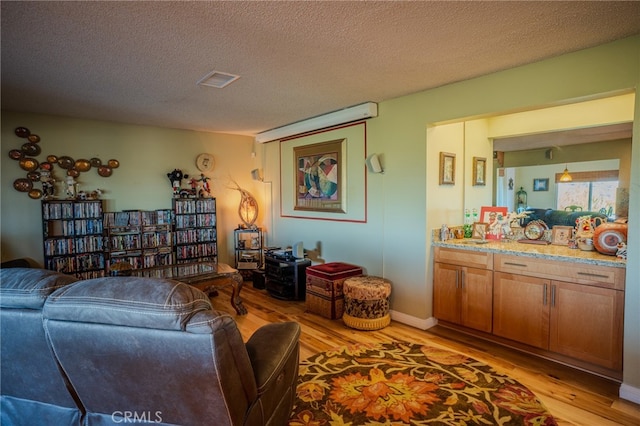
[551,225,573,246]
[472,222,488,240]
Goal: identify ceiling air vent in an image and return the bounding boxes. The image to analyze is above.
[197,70,240,89]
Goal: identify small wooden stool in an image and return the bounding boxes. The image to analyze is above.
[342,276,391,330]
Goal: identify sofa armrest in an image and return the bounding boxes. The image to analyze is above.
[246,322,301,393]
[245,322,301,424]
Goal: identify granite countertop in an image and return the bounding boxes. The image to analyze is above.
[433,238,626,268]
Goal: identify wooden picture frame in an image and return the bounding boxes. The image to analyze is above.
[294,139,345,213]
[439,152,455,185]
[473,157,486,186]
[551,226,573,246]
[533,178,549,192]
[472,222,488,240]
[479,206,508,224]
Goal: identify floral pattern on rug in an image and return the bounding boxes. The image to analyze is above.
[289,341,557,425]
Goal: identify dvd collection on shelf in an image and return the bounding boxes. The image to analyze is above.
[42,199,218,277]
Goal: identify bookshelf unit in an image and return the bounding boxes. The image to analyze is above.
[42,200,105,279]
[173,198,217,264]
[141,209,173,268]
[234,228,263,278]
[104,210,143,271]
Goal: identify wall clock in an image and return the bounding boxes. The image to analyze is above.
[196,153,214,172]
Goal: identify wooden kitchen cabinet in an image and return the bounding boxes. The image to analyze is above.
[433,246,625,378]
[493,272,550,349]
[549,280,624,371]
[493,254,625,373]
[434,247,493,333]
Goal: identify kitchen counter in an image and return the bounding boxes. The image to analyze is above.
[433,238,626,268]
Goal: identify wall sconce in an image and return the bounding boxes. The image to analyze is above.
[559,164,572,182]
[251,168,263,181]
[366,153,384,174]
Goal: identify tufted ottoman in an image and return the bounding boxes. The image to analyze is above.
[342,276,392,330]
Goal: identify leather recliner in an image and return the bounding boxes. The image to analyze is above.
[1,267,301,426]
[42,276,301,426]
[0,268,82,425]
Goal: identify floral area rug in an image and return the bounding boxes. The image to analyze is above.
[288,341,557,425]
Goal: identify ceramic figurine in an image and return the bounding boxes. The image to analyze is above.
[65,175,77,199]
[616,242,627,260]
[167,169,188,196]
[40,169,56,199]
[199,174,211,197]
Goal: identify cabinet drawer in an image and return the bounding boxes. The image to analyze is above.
[495,254,625,290]
[434,247,492,270]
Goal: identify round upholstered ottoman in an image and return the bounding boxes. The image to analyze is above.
[342,276,391,330]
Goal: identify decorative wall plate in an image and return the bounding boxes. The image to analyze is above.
[13,178,33,192]
[21,142,41,156]
[58,156,74,169]
[8,149,24,160]
[28,189,43,199]
[19,158,39,171]
[108,159,120,168]
[39,162,53,171]
[90,157,102,167]
[27,134,40,143]
[27,171,41,181]
[14,127,30,138]
[196,153,215,172]
[593,223,627,255]
[98,166,113,177]
[67,169,80,177]
[47,155,58,163]
[75,159,91,172]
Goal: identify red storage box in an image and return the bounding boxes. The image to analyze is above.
[305,262,363,319]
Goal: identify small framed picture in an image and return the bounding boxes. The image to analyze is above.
[472,157,486,186]
[439,152,456,185]
[551,226,573,246]
[472,222,488,239]
[533,178,549,192]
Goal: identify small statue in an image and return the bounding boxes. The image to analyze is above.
[65,175,77,199]
[167,169,188,196]
[40,169,56,199]
[616,242,627,260]
[199,174,211,197]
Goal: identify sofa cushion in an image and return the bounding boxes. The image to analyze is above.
[44,277,212,330]
[0,268,78,310]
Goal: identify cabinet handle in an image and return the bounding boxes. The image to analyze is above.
[577,272,608,279]
[551,285,556,307]
[504,262,527,267]
[543,284,547,305]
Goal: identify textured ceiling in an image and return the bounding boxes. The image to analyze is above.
[2,1,640,137]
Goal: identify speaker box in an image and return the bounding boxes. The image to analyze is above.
[366,154,383,173]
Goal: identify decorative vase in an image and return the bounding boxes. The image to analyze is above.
[593,222,628,255]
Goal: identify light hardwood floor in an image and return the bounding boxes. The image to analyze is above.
[210,284,640,426]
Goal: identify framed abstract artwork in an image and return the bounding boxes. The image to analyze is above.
[473,157,486,186]
[294,139,344,213]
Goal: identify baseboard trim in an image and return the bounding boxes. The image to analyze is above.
[620,383,640,404]
[390,310,438,330]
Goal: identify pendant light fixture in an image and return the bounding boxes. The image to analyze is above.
[559,164,572,182]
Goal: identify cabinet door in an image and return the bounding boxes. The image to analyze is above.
[493,272,550,349]
[549,281,624,371]
[433,262,460,324]
[461,267,493,332]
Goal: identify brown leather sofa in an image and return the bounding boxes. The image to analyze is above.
[1,267,301,426]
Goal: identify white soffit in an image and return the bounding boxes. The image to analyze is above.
[255,102,378,143]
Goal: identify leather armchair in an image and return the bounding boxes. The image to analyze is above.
[42,276,301,426]
[0,268,81,426]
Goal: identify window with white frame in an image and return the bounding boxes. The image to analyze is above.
[556,170,618,216]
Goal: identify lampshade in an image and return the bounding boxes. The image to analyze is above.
[559,165,572,182]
